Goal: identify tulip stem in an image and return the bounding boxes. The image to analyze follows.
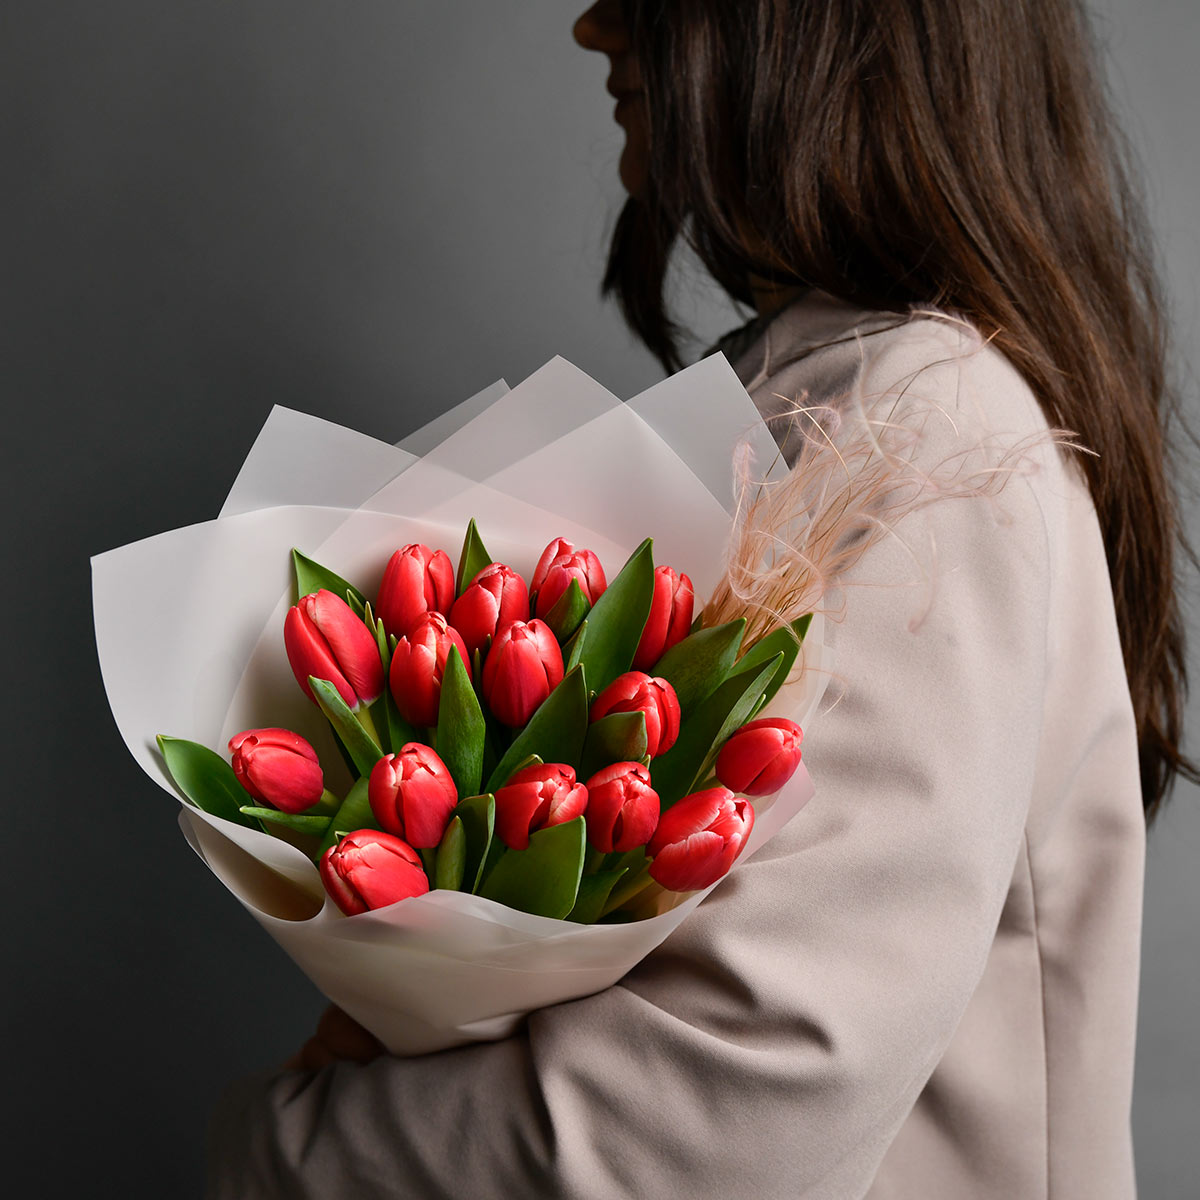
[355,704,383,751]
[599,864,654,918]
[313,789,342,816]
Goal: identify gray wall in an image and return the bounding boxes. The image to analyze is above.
[3,2,1195,1195]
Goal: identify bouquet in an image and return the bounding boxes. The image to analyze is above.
[93,354,830,1054]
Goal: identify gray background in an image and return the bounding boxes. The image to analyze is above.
[2,2,1195,1195]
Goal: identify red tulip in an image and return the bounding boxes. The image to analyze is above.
[493,762,588,850]
[530,537,574,596]
[481,619,564,727]
[388,612,471,728]
[590,672,681,758]
[531,541,607,618]
[584,761,660,853]
[228,727,324,814]
[284,588,384,711]
[376,543,455,639]
[448,563,530,658]
[715,717,804,796]
[633,565,695,670]
[319,829,429,915]
[368,744,458,848]
[647,787,755,892]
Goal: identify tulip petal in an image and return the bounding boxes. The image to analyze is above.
[284,603,355,707]
[493,781,548,850]
[345,836,429,910]
[648,829,727,892]
[242,744,325,813]
[309,590,384,706]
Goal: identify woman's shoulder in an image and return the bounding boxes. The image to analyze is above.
[727,289,1052,460]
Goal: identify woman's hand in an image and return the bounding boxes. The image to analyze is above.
[283,1005,386,1071]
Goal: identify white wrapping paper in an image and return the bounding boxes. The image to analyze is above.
[92,355,830,1055]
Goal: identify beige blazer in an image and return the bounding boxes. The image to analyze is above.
[207,290,1144,1199]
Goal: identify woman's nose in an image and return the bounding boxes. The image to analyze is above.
[573,0,631,54]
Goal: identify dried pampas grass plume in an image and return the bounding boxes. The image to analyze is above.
[702,322,1089,648]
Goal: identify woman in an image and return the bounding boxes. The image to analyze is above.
[207,2,1193,1196]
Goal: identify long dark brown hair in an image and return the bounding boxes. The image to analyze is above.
[603,0,1196,820]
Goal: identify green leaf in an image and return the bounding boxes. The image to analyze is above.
[651,619,746,715]
[455,518,493,595]
[563,618,588,673]
[238,807,333,837]
[291,548,365,609]
[309,677,384,777]
[485,666,589,792]
[364,600,391,675]
[728,615,810,711]
[572,538,656,697]
[600,862,654,917]
[434,816,466,891]
[542,577,591,642]
[649,654,784,808]
[452,793,496,893]
[566,868,628,924]
[479,817,586,918]
[157,736,256,828]
[578,711,648,781]
[316,776,376,857]
[436,645,485,798]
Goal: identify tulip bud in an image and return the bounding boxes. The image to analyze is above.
[368,744,458,848]
[530,537,574,597]
[376,543,455,639]
[284,588,384,711]
[715,717,804,796]
[481,619,564,727]
[228,728,324,814]
[584,761,660,853]
[633,565,695,670]
[647,786,754,892]
[532,543,607,618]
[590,671,681,758]
[319,829,429,915]
[493,762,589,850]
[388,612,471,728]
[448,563,530,658]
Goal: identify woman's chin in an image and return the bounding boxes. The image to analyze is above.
[617,137,649,199]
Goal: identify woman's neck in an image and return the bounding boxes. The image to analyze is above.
[748,275,808,317]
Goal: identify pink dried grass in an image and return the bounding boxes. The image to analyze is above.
[702,320,1088,651]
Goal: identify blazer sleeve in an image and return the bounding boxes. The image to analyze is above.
[205,333,1056,1200]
